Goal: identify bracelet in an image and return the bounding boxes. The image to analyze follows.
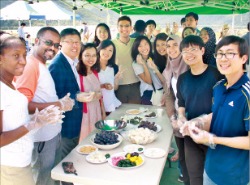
[208,134,216,149]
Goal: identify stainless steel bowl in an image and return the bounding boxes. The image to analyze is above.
[95,120,127,132]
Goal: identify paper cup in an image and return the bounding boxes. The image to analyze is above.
[157,109,164,117]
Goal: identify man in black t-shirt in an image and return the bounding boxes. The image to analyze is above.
[175,35,223,185]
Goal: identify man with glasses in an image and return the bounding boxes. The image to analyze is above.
[49,28,83,162]
[113,16,141,104]
[175,35,223,185]
[15,27,74,185]
[187,35,249,185]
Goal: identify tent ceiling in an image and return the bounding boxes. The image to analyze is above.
[84,0,250,15]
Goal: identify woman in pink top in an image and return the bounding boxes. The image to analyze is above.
[77,43,106,142]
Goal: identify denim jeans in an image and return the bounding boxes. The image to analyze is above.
[203,171,217,185]
[31,133,61,185]
[141,90,153,105]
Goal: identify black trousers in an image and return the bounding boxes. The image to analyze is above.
[175,136,190,185]
[184,136,208,185]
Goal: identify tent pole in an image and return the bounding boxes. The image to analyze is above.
[232,12,235,34]
[73,10,76,27]
[72,0,76,27]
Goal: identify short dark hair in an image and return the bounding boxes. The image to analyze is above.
[216,35,248,69]
[181,17,186,25]
[37,27,60,38]
[117,16,132,26]
[185,12,199,20]
[97,39,116,68]
[93,23,111,47]
[180,35,204,52]
[60,28,81,40]
[131,35,153,61]
[21,22,26,26]
[77,43,100,76]
[134,20,146,33]
[146,20,156,27]
[0,35,25,55]
[247,22,250,31]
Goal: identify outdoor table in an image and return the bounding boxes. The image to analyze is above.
[51,103,173,185]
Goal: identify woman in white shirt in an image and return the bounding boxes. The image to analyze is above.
[0,33,61,185]
[0,33,36,185]
[131,35,164,105]
[98,40,121,115]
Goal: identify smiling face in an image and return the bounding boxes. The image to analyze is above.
[182,45,204,66]
[99,45,114,62]
[117,20,132,39]
[0,38,26,78]
[138,39,150,59]
[200,29,209,44]
[36,30,60,62]
[61,34,81,60]
[155,39,167,56]
[183,28,195,38]
[216,44,246,76]
[81,47,97,70]
[166,40,180,59]
[96,26,109,42]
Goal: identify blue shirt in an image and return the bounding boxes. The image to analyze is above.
[205,73,250,185]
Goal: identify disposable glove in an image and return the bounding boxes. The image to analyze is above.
[59,93,75,111]
[24,105,65,131]
[76,92,95,102]
[188,126,216,149]
[180,114,208,136]
[171,114,186,138]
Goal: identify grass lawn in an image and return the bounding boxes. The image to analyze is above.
[159,138,184,185]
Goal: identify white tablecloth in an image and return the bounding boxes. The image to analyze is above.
[51,104,173,185]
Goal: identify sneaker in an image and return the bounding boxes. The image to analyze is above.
[178,175,184,183]
[168,147,175,154]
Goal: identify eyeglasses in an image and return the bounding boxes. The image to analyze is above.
[181,48,199,55]
[214,52,239,59]
[40,39,61,49]
[83,54,97,58]
[62,40,81,46]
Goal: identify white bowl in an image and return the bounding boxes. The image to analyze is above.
[90,133,123,150]
[127,128,157,145]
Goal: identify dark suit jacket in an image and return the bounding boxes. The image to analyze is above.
[49,52,83,139]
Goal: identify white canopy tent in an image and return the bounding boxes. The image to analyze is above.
[0,0,81,21]
[30,1,81,20]
[0,0,41,20]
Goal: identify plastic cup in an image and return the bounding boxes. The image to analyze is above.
[157,109,164,117]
